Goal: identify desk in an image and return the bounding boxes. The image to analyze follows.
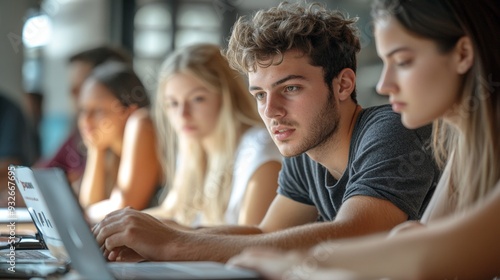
[0,222,37,236]
[0,207,37,235]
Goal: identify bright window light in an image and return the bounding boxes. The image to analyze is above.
[23,15,53,48]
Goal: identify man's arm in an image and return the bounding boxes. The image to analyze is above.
[94,194,407,262]
[179,195,407,262]
[94,194,318,261]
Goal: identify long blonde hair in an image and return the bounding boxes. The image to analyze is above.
[372,0,500,212]
[154,44,262,225]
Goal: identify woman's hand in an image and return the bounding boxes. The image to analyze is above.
[228,248,362,280]
[227,248,306,280]
[387,221,426,238]
[80,129,110,151]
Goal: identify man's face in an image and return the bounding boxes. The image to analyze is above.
[248,50,340,157]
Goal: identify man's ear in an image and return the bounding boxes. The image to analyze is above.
[333,68,356,101]
[455,36,474,74]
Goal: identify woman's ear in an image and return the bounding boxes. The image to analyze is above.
[333,68,356,102]
[455,36,474,74]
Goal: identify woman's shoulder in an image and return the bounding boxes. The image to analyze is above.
[237,125,281,159]
[129,107,152,121]
[239,126,274,147]
[127,107,153,126]
[124,107,154,136]
[241,125,270,140]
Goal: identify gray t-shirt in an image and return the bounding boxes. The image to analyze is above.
[278,105,439,221]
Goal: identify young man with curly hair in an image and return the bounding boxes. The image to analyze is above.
[93,2,439,263]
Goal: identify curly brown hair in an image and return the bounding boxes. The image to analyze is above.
[224,1,361,101]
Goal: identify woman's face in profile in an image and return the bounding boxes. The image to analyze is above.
[77,79,132,149]
[374,16,464,129]
[163,72,222,140]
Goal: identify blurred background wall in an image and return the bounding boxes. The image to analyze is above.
[0,0,386,161]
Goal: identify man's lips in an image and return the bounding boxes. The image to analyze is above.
[272,126,295,141]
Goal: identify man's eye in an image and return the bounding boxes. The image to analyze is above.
[284,85,299,92]
[255,92,265,101]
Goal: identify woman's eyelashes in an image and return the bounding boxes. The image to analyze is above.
[396,60,412,68]
[394,55,414,68]
[192,95,206,103]
[165,95,207,109]
[165,100,178,109]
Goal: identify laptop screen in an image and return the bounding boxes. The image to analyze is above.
[14,166,115,279]
[14,166,70,262]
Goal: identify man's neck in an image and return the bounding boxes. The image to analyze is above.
[307,103,362,180]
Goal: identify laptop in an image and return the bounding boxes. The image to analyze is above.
[10,166,261,280]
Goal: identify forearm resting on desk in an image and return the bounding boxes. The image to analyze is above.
[304,184,500,279]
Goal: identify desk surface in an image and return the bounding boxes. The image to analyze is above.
[1,207,37,235]
[0,222,37,235]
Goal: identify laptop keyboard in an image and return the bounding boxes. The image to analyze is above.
[6,250,54,260]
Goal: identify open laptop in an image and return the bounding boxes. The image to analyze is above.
[11,166,260,280]
[0,206,50,254]
[0,210,61,264]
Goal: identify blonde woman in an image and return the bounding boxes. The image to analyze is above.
[146,43,282,226]
[229,0,500,278]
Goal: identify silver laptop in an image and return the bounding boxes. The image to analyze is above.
[12,166,260,280]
